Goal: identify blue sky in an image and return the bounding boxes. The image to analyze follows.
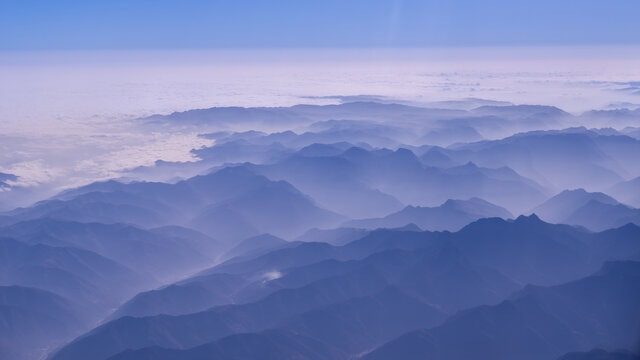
[1,0,639,50]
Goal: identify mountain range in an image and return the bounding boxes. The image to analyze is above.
[2,100,640,359]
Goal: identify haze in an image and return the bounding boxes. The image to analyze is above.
[1,1,640,360]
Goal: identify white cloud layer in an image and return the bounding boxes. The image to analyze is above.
[0,47,639,207]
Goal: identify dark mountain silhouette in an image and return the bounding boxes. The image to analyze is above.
[107,287,446,360]
[205,214,640,288]
[50,266,388,360]
[4,106,640,360]
[450,215,593,285]
[364,261,640,360]
[588,223,640,265]
[280,286,447,354]
[50,237,520,360]
[344,198,512,231]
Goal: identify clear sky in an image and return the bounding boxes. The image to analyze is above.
[1,0,639,50]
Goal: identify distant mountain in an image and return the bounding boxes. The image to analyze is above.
[0,237,147,312]
[0,172,16,190]
[7,102,640,360]
[144,102,465,142]
[296,142,355,157]
[47,166,345,243]
[221,234,288,261]
[533,189,619,223]
[420,147,457,168]
[5,190,179,228]
[192,139,294,165]
[564,200,640,232]
[609,176,640,207]
[109,273,247,319]
[295,227,369,246]
[202,241,341,278]
[254,147,546,216]
[344,198,512,231]
[188,179,345,240]
[364,261,640,360]
[143,102,580,147]
[251,153,405,219]
[148,225,222,259]
[31,148,548,232]
[0,285,88,360]
[208,214,640,287]
[446,130,640,191]
[0,219,214,281]
[419,125,483,146]
[581,108,640,127]
[621,126,640,140]
[471,104,570,120]
[145,106,311,128]
[532,189,640,231]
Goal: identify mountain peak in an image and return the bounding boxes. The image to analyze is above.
[515,213,543,223]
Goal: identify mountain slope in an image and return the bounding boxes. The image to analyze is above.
[0,286,88,360]
[364,261,640,360]
[0,219,214,280]
[532,189,640,231]
[222,234,288,261]
[107,330,345,360]
[532,189,620,223]
[608,176,640,207]
[564,200,640,231]
[447,131,633,191]
[344,198,512,231]
[51,241,517,360]
[189,180,344,240]
[0,237,147,311]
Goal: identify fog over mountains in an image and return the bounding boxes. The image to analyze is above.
[1,99,640,360]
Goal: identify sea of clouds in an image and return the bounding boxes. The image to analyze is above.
[1,46,639,206]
